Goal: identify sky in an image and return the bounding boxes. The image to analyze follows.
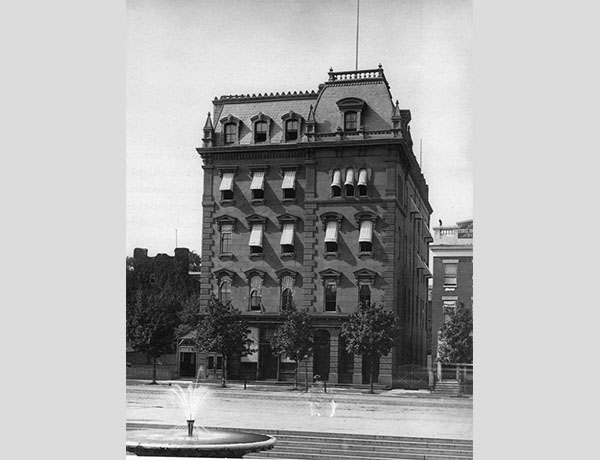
[126,0,473,256]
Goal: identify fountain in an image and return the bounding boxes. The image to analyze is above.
[126,383,276,458]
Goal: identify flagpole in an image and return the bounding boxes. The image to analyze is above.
[355,0,360,70]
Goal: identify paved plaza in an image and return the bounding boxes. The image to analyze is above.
[126,380,473,441]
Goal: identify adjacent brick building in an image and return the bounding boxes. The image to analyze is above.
[126,247,201,379]
[430,219,473,359]
[195,66,433,388]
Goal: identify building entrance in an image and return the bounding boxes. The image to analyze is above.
[313,329,330,380]
[337,335,354,384]
[259,328,278,380]
[179,352,196,378]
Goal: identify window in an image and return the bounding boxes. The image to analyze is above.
[444,262,458,286]
[354,269,376,308]
[277,269,297,310]
[319,269,342,313]
[344,169,354,197]
[224,124,236,144]
[219,280,231,303]
[219,171,234,201]
[285,119,298,141]
[249,223,263,255]
[325,281,337,312]
[357,169,368,196]
[280,222,294,256]
[443,300,457,322]
[344,111,357,131]
[358,219,373,253]
[249,275,263,311]
[359,284,371,307]
[220,224,232,254]
[324,220,338,254]
[254,121,267,143]
[281,169,296,200]
[331,169,342,197]
[280,273,294,310]
[250,170,265,201]
[281,288,293,310]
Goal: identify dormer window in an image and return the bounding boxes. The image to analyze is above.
[251,113,272,144]
[336,98,366,132]
[220,114,240,145]
[282,111,303,143]
[285,120,298,141]
[344,111,357,131]
[254,121,267,143]
[224,123,236,144]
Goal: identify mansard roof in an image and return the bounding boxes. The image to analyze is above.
[210,65,400,143]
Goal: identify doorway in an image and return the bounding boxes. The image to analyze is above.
[179,352,196,378]
[313,329,330,381]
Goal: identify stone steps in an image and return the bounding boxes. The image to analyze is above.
[240,428,473,460]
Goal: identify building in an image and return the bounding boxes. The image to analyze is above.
[126,247,201,380]
[429,219,473,359]
[195,66,433,388]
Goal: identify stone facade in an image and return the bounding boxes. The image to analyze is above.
[196,66,433,388]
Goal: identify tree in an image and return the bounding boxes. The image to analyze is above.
[340,302,401,393]
[189,251,201,272]
[193,296,253,387]
[126,287,182,384]
[270,305,314,391]
[438,302,473,364]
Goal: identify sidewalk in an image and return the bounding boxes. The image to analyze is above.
[126,379,473,441]
[126,378,472,406]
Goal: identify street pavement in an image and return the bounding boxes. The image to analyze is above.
[126,379,473,441]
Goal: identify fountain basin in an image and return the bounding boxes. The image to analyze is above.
[126,428,276,458]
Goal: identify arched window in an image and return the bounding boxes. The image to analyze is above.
[324,220,338,254]
[285,119,299,141]
[224,123,236,144]
[254,121,268,143]
[249,274,263,311]
[331,169,342,197]
[357,169,368,197]
[250,290,261,310]
[344,169,355,197]
[219,280,231,303]
[344,111,357,131]
[359,219,373,253]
